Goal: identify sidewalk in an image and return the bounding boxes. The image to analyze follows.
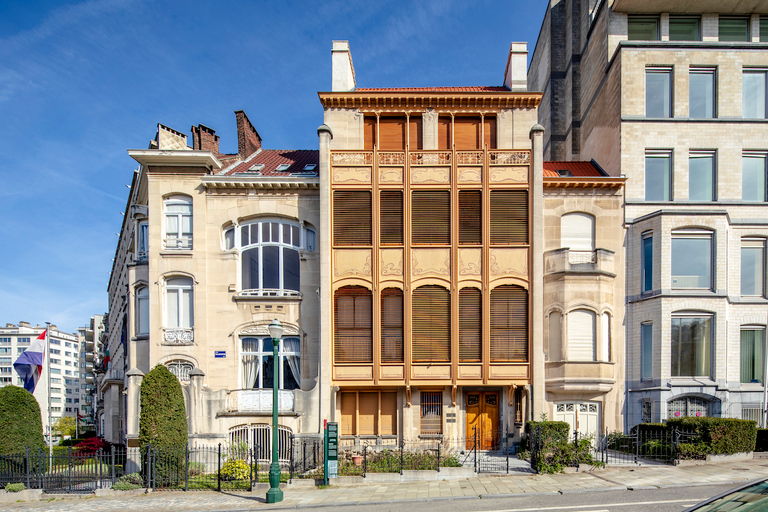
[2,459,767,511]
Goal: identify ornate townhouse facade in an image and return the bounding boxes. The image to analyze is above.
[530,0,768,428]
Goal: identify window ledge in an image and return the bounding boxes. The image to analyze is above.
[418,434,444,440]
[234,291,303,302]
[160,251,193,257]
[131,335,149,341]
[669,378,716,387]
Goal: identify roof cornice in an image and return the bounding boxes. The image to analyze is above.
[127,150,222,170]
[318,91,542,110]
[543,176,626,188]
[201,175,319,190]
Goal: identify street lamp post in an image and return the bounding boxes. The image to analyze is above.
[266,319,284,503]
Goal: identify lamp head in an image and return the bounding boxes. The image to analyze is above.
[267,319,283,340]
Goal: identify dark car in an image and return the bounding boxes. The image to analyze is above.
[684,478,768,511]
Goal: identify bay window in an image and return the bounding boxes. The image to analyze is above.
[671,315,712,378]
[671,230,713,290]
[239,219,301,295]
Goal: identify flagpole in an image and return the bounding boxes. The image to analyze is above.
[46,323,52,473]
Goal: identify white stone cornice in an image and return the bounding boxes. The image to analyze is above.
[128,150,222,170]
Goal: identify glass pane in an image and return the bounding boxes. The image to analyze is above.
[167,289,179,328]
[271,223,279,242]
[671,237,711,288]
[641,323,653,380]
[283,358,299,390]
[642,236,653,292]
[262,222,270,243]
[689,154,714,201]
[743,155,766,201]
[262,352,274,388]
[241,225,249,247]
[283,224,290,244]
[138,296,149,335]
[181,289,193,327]
[262,245,280,289]
[719,18,750,41]
[762,18,768,42]
[743,72,766,119]
[166,215,179,237]
[306,229,316,251]
[292,225,300,247]
[181,214,192,235]
[646,71,671,117]
[139,223,149,253]
[263,339,274,352]
[669,18,699,41]
[242,248,259,290]
[283,248,300,291]
[741,329,764,384]
[250,224,258,245]
[645,155,670,201]
[224,228,234,250]
[689,71,714,119]
[741,245,764,296]
[671,317,711,377]
[629,18,659,40]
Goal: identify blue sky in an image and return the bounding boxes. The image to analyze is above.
[0,0,545,333]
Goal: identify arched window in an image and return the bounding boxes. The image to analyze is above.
[165,277,193,329]
[490,285,528,362]
[164,195,193,250]
[381,288,403,363]
[135,286,149,336]
[241,337,300,390]
[166,360,193,383]
[334,286,372,363]
[239,219,301,295]
[412,285,450,362]
[568,309,596,361]
[561,213,595,263]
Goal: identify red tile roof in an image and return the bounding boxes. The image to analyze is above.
[354,86,509,92]
[224,149,319,177]
[543,161,605,177]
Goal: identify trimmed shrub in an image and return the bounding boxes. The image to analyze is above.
[220,459,250,481]
[667,417,757,456]
[4,483,25,492]
[0,386,45,455]
[525,420,570,446]
[139,365,188,449]
[75,437,110,455]
[112,473,143,490]
[756,429,768,452]
[524,421,600,473]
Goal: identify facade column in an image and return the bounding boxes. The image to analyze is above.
[125,367,144,473]
[188,368,205,436]
[318,123,334,432]
[530,124,546,420]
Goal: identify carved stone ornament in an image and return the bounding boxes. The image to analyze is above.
[239,323,300,336]
[412,249,450,276]
[332,152,373,165]
[164,328,194,344]
[227,389,295,413]
[332,167,371,184]
[411,167,451,184]
[334,250,372,277]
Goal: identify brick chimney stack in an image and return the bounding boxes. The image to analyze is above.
[191,124,220,155]
[235,110,262,158]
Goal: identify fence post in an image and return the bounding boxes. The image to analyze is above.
[289,434,294,484]
[184,444,189,492]
[25,447,30,490]
[474,427,477,473]
[363,444,367,478]
[97,449,102,490]
[437,442,441,473]
[634,426,640,464]
[67,446,72,493]
[673,429,679,465]
[217,443,221,492]
[506,435,509,474]
[111,445,115,484]
[399,441,404,475]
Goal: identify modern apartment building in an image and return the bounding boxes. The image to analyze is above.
[77,314,102,434]
[0,322,81,440]
[530,0,768,428]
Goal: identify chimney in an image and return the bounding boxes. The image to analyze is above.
[235,110,262,158]
[191,124,220,155]
[503,42,528,92]
[331,40,356,92]
[156,124,189,150]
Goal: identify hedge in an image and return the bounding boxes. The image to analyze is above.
[0,386,45,455]
[139,365,188,449]
[666,417,757,456]
[525,420,570,445]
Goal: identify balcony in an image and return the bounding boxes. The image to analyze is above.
[85,352,94,362]
[163,328,194,345]
[163,236,192,251]
[237,289,302,299]
[544,248,615,276]
[226,389,295,414]
[545,361,616,393]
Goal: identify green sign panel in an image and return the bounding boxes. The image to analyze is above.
[327,422,338,461]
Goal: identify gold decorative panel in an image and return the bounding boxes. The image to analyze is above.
[333,249,372,278]
[411,249,450,277]
[458,167,482,183]
[489,365,528,379]
[489,248,528,278]
[411,365,451,380]
[458,366,482,379]
[458,249,482,276]
[411,167,451,184]
[380,249,403,277]
[489,166,528,184]
[333,365,374,380]
[332,167,372,184]
[379,167,403,184]
[380,366,404,380]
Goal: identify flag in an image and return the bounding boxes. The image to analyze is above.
[77,412,86,423]
[103,348,110,371]
[13,330,47,393]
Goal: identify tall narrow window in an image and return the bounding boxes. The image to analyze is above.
[762,17,768,42]
[459,191,482,245]
[602,313,611,362]
[490,190,528,245]
[334,286,372,363]
[136,286,149,336]
[743,153,767,201]
[719,17,750,41]
[454,117,481,150]
[165,277,193,329]
[381,288,404,363]
[671,316,712,378]
[741,239,765,297]
[689,152,716,201]
[490,285,528,362]
[548,311,562,361]
[459,288,482,362]
[164,195,193,250]
[363,117,376,150]
[642,233,653,293]
[669,17,700,41]
[412,191,450,245]
[645,151,672,201]
[437,117,451,149]
[646,68,672,118]
[671,230,713,289]
[380,190,404,245]
[628,16,659,40]
[567,309,596,361]
[743,70,767,119]
[689,68,716,119]
[421,391,443,435]
[409,116,423,150]
[561,213,595,262]
[484,116,497,149]
[333,191,372,245]
[137,221,149,261]
[412,286,450,362]
[741,328,765,384]
[641,323,653,380]
[378,117,407,150]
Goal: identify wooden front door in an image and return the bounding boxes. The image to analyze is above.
[466,392,499,450]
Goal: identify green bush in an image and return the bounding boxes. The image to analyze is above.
[667,417,757,455]
[0,386,45,455]
[756,429,768,452]
[139,365,188,449]
[4,483,25,492]
[112,472,143,490]
[220,459,250,481]
[524,421,601,473]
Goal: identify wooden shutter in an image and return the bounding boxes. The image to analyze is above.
[380,190,404,245]
[409,116,423,150]
[567,310,596,361]
[459,288,482,362]
[490,285,528,361]
[364,117,376,150]
[454,117,481,149]
[379,117,406,150]
[334,191,371,245]
[490,190,528,245]
[459,190,481,244]
[483,116,497,149]
[381,288,404,363]
[437,117,451,149]
[412,286,450,362]
[359,392,378,435]
[412,191,450,245]
[340,392,356,435]
[334,286,372,363]
[380,392,398,435]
